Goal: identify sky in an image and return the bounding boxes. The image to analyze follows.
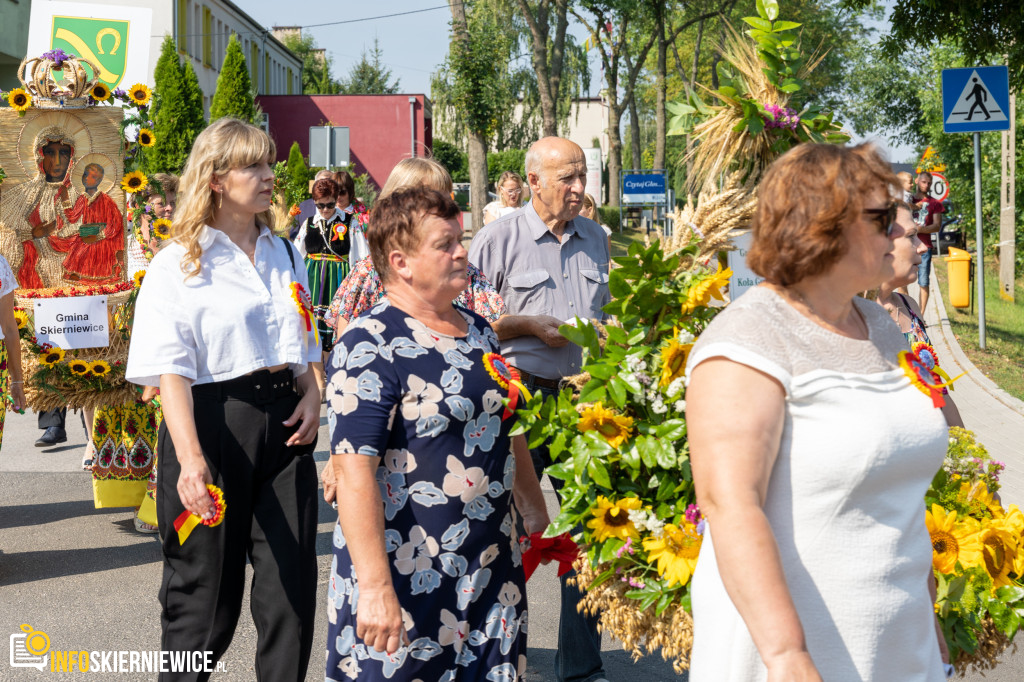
[241,0,917,163]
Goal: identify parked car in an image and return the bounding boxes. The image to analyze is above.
[934,199,964,254]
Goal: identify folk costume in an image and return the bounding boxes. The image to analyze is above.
[0,255,17,451]
[293,203,369,351]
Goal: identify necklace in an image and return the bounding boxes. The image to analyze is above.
[782,285,868,339]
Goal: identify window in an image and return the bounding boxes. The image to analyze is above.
[193,5,200,58]
[250,43,258,84]
[287,67,293,95]
[202,7,212,67]
[264,52,270,93]
[176,0,188,53]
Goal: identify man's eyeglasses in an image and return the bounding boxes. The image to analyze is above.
[315,201,336,210]
[863,202,897,237]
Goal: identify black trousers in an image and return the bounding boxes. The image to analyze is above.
[37,407,66,429]
[156,376,318,682]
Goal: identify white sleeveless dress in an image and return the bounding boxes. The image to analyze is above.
[685,286,947,681]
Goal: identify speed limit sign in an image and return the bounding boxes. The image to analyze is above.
[928,172,949,202]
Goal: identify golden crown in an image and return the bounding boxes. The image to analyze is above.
[17,51,101,108]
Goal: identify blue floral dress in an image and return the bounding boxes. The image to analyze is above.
[325,301,527,681]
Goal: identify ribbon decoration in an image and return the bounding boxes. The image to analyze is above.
[330,218,348,242]
[482,352,532,419]
[898,348,964,409]
[290,281,319,346]
[173,484,226,545]
[521,532,579,581]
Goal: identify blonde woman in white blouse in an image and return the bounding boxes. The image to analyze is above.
[126,118,321,681]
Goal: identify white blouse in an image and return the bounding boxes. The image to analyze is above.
[0,254,17,298]
[126,224,320,387]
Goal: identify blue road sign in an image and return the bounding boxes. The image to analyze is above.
[622,174,666,204]
[942,66,1010,133]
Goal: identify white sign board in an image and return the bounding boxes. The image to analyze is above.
[27,1,154,91]
[583,147,603,206]
[727,232,764,300]
[33,296,109,349]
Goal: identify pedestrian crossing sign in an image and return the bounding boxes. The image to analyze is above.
[942,66,1010,133]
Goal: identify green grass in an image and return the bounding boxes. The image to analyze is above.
[933,257,1024,401]
[610,226,650,259]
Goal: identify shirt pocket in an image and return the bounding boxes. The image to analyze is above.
[580,267,610,318]
[506,269,554,316]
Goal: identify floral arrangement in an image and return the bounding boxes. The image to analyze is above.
[514,219,738,671]
[926,427,1024,674]
[15,306,125,391]
[15,282,136,299]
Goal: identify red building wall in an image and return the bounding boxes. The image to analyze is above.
[255,94,433,192]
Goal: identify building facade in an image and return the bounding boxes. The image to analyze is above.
[0,0,33,89]
[21,0,299,116]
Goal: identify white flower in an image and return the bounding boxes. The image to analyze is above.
[677,329,695,344]
[665,376,685,399]
[405,317,459,353]
[674,399,687,412]
[442,455,490,503]
[438,609,470,651]
[401,375,443,421]
[651,398,667,415]
[394,525,440,575]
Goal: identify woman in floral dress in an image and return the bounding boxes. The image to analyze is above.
[325,187,548,681]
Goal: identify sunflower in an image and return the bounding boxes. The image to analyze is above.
[127,83,152,106]
[137,128,155,147]
[38,347,65,367]
[577,402,634,449]
[643,523,703,587]
[7,88,31,112]
[586,496,642,542]
[151,218,172,240]
[133,271,146,288]
[659,335,693,387]
[977,522,1018,588]
[90,83,112,102]
[925,504,983,574]
[121,170,148,194]
[682,263,733,315]
[90,360,111,377]
[959,480,1002,519]
[68,359,91,376]
[13,308,28,329]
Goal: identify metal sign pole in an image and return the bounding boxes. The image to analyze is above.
[973,131,986,349]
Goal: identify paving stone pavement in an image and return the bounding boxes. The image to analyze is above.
[2,277,1023,680]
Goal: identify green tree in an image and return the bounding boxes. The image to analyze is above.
[338,38,401,94]
[432,139,469,182]
[149,35,206,173]
[210,34,257,123]
[284,142,310,207]
[280,31,340,94]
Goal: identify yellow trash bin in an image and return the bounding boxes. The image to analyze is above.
[944,247,972,309]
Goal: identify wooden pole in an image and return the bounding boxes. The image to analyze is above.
[999,92,1016,301]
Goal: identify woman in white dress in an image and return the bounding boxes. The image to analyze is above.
[685,143,950,681]
[482,170,524,224]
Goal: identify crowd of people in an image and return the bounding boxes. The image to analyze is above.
[5,113,967,681]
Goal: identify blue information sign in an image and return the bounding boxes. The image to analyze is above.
[622,174,666,204]
[942,66,1010,133]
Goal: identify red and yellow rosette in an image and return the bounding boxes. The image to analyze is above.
[910,341,954,385]
[331,220,348,241]
[290,281,319,345]
[898,348,964,408]
[173,484,226,545]
[483,352,532,419]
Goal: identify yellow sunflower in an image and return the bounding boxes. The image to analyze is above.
[68,359,91,376]
[976,521,1018,588]
[586,496,642,542]
[38,347,65,367]
[133,271,146,288]
[643,523,703,587]
[577,402,634,449]
[127,83,152,106]
[151,218,172,240]
[121,170,148,194]
[13,308,28,329]
[682,263,733,315]
[89,360,111,377]
[660,335,693,387]
[925,504,983,574]
[90,83,112,102]
[137,128,155,147]
[8,88,32,112]
[959,480,1003,519]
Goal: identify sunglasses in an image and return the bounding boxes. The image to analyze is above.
[315,201,336,210]
[862,202,897,237]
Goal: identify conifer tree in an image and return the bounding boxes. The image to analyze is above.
[149,36,206,173]
[284,142,310,206]
[180,60,207,146]
[210,34,256,123]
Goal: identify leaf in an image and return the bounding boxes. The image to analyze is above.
[655,591,674,616]
[758,0,779,21]
[742,17,773,32]
[598,538,625,563]
[588,457,612,489]
[544,513,574,538]
[772,20,801,32]
[606,375,627,408]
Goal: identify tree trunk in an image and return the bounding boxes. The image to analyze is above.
[999,92,1016,301]
[449,0,488,233]
[517,0,570,137]
[628,96,642,170]
[653,4,667,171]
[684,19,706,182]
[607,103,623,207]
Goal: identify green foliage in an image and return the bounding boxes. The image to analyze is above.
[432,139,468,183]
[598,206,621,231]
[284,142,310,207]
[486,149,526,184]
[338,38,401,94]
[210,34,257,124]
[149,36,206,173]
[353,172,378,209]
[279,31,340,95]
